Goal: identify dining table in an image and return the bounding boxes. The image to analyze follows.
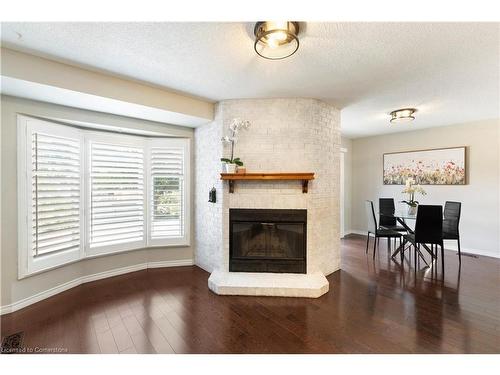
[380,211,436,264]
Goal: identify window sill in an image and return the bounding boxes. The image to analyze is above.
[18,242,191,280]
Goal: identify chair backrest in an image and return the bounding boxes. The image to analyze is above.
[414,205,443,244]
[365,200,378,233]
[443,201,461,236]
[379,198,397,226]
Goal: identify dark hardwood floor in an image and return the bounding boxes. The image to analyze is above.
[1,234,499,354]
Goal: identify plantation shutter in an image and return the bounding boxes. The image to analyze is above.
[31,132,81,257]
[90,141,145,249]
[150,145,185,240]
[20,115,190,277]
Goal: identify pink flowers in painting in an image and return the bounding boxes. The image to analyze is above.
[383,147,466,185]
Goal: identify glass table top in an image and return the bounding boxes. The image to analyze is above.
[379,211,417,220]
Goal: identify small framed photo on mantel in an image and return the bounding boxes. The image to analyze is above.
[383,146,466,185]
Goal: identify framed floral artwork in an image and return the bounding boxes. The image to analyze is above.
[383,147,466,185]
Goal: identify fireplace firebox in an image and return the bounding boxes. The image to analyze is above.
[229,209,306,273]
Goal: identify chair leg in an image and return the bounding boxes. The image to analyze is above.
[414,244,417,270]
[441,243,445,274]
[400,238,404,263]
[366,232,370,254]
[415,246,429,267]
[373,235,377,259]
[457,238,462,264]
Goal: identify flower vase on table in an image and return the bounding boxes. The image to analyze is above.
[407,204,418,216]
[401,178,426,216]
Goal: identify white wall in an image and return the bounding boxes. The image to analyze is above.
[193,105,224,273]
[350,119,500,258]
[341,137,352,236]
[0,95,195,310]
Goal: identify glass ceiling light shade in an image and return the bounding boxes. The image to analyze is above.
[390,108,417,124]
[254,21,300,60]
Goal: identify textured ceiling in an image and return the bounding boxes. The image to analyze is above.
[1,22,499,137]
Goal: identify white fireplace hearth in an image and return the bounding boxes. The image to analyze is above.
[208,270,329,298]
[194,98,341,298]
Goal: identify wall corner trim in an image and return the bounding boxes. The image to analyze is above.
[0,259,194,315]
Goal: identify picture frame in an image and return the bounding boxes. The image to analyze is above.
[383,146,466,185]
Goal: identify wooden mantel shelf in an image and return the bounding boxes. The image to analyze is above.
[220,172,315,193]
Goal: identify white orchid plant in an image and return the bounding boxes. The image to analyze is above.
[401,178,426,207]
[220,118,251,167]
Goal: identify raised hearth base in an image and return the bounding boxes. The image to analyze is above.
[208,270,329,298]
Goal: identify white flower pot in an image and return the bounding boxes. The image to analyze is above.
[224,163,237,173]
[407,205,418,216]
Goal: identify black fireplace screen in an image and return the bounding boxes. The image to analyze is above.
[232,223,304,259]
[229,209,306,274]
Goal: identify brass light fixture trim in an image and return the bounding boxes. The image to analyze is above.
[390,108,417,124]
[254,21,300,60]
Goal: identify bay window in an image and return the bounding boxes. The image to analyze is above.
[17,115,190,277]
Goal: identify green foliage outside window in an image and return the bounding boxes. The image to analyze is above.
[153,177,181,219]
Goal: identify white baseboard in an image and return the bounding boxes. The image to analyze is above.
[440,242,500,259]
[0,259,194,315]
[344,230,500,259]
[191,258,213,274]
[346,229,370,236]
[147,259,194,269]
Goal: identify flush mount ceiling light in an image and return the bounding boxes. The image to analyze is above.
[254,21,300,60]
[390,108,417,124]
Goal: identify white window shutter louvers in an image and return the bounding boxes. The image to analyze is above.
[20,115,190,277]
[31,133,81,257]
[150,146,185,240]
[90,142,145,248]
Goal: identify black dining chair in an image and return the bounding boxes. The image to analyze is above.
[402,205,444,270]
[379,198,406,231]
[365,200,402,259]
[379,198,407,248]
[443,201,462,264]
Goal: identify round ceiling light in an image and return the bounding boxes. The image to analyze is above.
[390,108,417,124]
[254,21,300,60]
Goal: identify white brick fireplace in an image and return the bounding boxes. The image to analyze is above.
[194,98,341,297]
